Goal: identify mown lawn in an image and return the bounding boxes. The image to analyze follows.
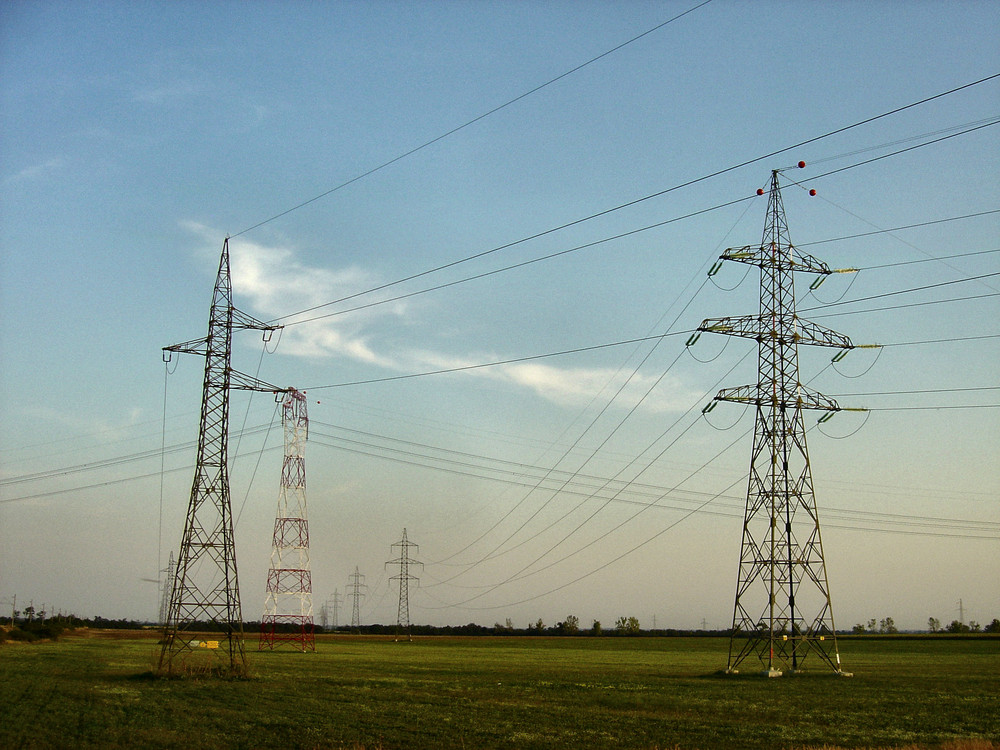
[1,633,997,749]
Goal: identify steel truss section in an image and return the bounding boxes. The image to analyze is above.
[698,171,853,677]
[259,389,315,652]
[158,237,282,677]
[386,529,422,642]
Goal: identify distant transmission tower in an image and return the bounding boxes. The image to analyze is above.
[159,237,283,677]
[330,589,342,630]
[259,389,315,652]
[386,528,422,642]
[158,552,175,626]
[347,567,367,630]
[697,168,858,677]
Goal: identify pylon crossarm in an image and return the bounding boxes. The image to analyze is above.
[714,384,841,411]
[698,315,853,349]
[719,245,833,276]
[227,368,285,393]
[230,305,282,334]
[163,337,210,357]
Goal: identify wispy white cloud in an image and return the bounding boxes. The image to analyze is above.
[181,222,402,367]
[5,157,64,184]
[181,223,695,413]
[401,348,699,413]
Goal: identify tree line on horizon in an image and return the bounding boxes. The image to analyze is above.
[4,608,1000,642]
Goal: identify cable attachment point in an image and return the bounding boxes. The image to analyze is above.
[831,349,850,363]
[686,332,702,347]
[817,411,837,424]
[707,260,724,277]
[702,400,718,414]
[809,275,828,291]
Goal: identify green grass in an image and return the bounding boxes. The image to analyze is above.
[1,633,997,749]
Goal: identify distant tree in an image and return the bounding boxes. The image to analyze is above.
[616,616,640,635]
[879,617,897,634]
[533,618,545,633]
[984,618,1000,634]
[591,620,602,636]
[969,621,981,633]
[852,623,866,635]
[946,620,971,633]
[866,618,877,633]
[928,617,941,633]
[505,617,514,631]
[558,615,579,635]
[24,605,35,622]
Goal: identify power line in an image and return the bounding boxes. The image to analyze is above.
[835,386,1000,397]
[265,73,1000,327]
[809,291,1000,320]
[303,326,1000,392]
[797,211,1000,248]
[807,118,1000,182]
[279,122,1000,331]
[799,272,1000,314]
[230,1,714,238]
[279,195,753,329]
[861,248,1000,271]
[304,331,690,390]
[302,428,996,543]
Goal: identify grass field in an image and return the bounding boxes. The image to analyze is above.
[1,632,997,749]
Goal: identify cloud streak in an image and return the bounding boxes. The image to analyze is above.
[181,223,695,412]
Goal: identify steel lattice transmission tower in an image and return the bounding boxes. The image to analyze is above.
[158,552,176,627]
[697,169,857,676]
[159,237,283,677]
[347,567,366,629]
[329,589,342,630]
[259,388,315,652]
[386,528,422,642]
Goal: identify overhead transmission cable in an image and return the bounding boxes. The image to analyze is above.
[230,1,713,238]
[288,117,1000,334]
[425,200,754,569]
[269,73,1000,327]
[304,275,999,391]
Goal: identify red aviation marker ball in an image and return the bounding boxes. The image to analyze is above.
[809,189,817,196]
[798,161,806,168]
[757,188,764,195]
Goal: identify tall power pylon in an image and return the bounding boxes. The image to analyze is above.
[697,169,856,676]
[259,389,315,652]
[159,237,283,677]
[347,567,366,629]
[386,528,422,642]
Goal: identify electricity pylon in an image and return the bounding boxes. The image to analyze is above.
[159,237,283,677]
[697,169,857,676]
[329,589,342,629]
[158,552,175,626]
[347,567,366,629]
[259,388,315,652]
[386,528,422,642]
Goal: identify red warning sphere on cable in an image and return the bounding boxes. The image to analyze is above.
[757,188,764,196]
[798,161,806,168]
[809,189,817,196]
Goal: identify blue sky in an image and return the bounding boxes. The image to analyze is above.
[1,0,998,634]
